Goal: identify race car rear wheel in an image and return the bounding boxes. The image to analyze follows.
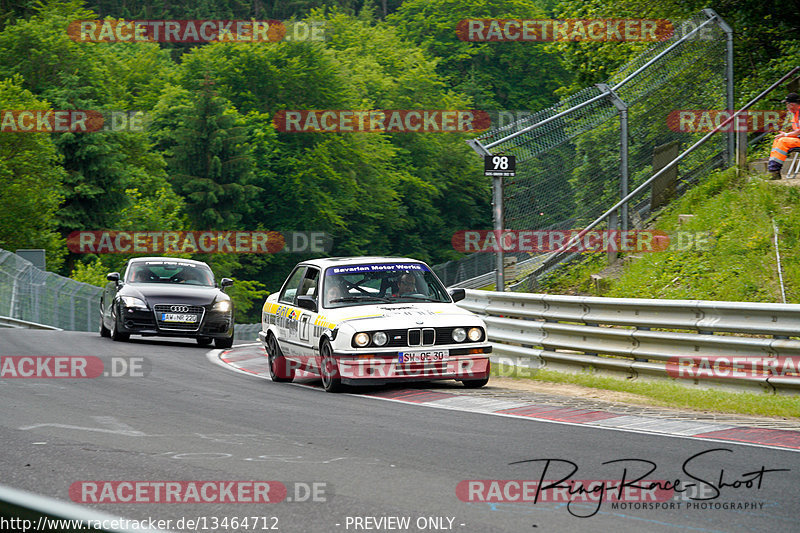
[267,334,294,383]
[320,339,343,393]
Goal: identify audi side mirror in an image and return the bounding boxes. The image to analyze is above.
[107,272,120,282]
[220,278,233,288]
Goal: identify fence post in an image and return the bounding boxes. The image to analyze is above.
[493,174,505,291]
[599,84,629,261]
[704,9,735,164]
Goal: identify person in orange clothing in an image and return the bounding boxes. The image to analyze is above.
[768,92,800,179]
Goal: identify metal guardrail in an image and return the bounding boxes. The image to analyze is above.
[459,290,800,393]
[234,323,262,342]
[0,315,63,330]
[0,483,171,532]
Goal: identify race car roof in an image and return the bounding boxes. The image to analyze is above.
[297,257,427,270]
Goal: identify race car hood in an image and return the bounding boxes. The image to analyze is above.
[332,302,482,330]
[119,284,227,307]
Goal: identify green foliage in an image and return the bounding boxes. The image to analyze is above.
[227,277,269,317]
[0,1,180,246]
[157,80,259,229]
[85,0,405,20]
[7,0,795,327]
[69,255,109,286]
[546,168,800,303]
[550,0,800,100]
[0,76,67,269]
[389,0,572,110]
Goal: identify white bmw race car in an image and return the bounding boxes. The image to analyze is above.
[258,257,492,392]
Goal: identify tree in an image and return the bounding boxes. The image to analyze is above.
[158,78,260,229]
[0,77,67,268]
[0,1,179,252]
[388,0,572,110]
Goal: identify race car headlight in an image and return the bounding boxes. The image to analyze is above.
[452,328,467,342]
[468,327,483,342]
[372,331,388,346]
[120,296,147,309]
[214,300,231,312]
[354,332,370,347]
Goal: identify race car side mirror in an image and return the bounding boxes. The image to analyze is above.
[297,295,317,313]
[106,272,120,283]
[449,288,466,302]
[220,278,234,288]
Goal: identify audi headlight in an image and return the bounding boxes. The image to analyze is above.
[372,331,388,346]
[452,328,467,342]
[354,332,370,347]
[120,296,147,309]
[468,327,483,342]
[214,300,231,312]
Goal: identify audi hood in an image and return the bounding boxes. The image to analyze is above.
[118,284,229,307]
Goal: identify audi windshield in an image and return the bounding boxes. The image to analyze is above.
[126,260,215,287]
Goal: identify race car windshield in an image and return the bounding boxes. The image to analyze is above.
[323,263,450,308]
[127,262,215,286]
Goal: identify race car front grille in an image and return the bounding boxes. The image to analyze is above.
[153,304,205,331]
[407,328,435,346]
[369,327,469,348]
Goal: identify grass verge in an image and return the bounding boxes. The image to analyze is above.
[492,364,800,419]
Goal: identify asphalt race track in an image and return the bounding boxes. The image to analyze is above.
[0,329,797,532]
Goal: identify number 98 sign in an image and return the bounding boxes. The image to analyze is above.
[484,155,516,177]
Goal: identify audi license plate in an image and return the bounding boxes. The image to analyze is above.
[161,313,198,323]
[398,349,449,363]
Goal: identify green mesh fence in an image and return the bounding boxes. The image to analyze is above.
[438,11,731,289]
[0,249,101,331]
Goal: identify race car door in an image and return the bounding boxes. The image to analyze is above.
[275,265,318,361]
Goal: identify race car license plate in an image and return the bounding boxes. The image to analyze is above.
[161,313,198,323]
[398,349,449,363]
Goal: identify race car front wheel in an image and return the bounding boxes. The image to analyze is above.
[320,340,343,393]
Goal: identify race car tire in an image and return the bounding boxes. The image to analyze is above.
[461,377,489,388]
[110,309,129,342]
[215,334,234,349]
[267,334,295,383]
[99,312,111,338]
[320,339,344,393]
